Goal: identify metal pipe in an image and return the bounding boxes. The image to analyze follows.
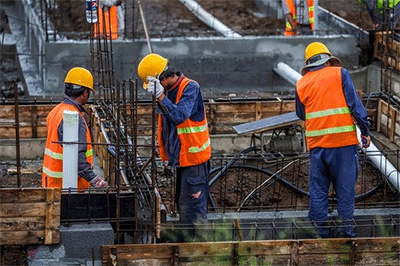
[62,110,79,188]
[178,0,241,38]
[275,62,400,191]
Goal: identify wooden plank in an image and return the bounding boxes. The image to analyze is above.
[0,202,60,218]
[103,238,400,265]
[0,216,59,231]
[0,230,60,245]
[44,188,54,244]
[0,188,61,203]
[7,168,39,175]
[255,102,262,120]
[0,188,61,245]
[31,105,38,138]
[390,106,397,142]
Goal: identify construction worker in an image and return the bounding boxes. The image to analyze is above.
[358,0,400,28]
[282,0,314,36]
[42,67,108,189]
[95,0,124,39]
[137,53,211,241]
[296,42,371,238]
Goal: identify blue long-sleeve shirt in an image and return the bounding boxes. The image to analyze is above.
[295,66,370,137]
[158,73,206,167]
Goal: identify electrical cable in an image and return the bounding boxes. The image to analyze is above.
[208,164,384,210]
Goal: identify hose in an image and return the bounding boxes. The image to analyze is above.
[208,164,384,210]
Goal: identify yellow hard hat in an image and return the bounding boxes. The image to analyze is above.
[301,42,341,75]
[64,67,94,92]
[137,53,168,89]
[304,42,332,63]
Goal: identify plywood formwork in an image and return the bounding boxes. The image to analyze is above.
[0,188,61,245]
[0,97,377,139]
[102,237,400,266]
[374,32,400,71]
[377,99,400,145]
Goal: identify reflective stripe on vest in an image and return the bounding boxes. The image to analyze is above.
[305,107,351,119]
[45,148,63,160]
[86,149,93,157]
[188,139,210,153]
[177,124,208,134]
[305,125,356,137]
[46,147,93,159]
[43,166,63,178]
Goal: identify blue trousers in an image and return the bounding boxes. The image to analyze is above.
[309,145,358,237]
[176,161,210,225]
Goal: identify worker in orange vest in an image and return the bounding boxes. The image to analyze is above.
[296,42,371,238]
[42,67,108,189]
[95,0,124,40]
[282,0,314,36]
[137,53,211,241]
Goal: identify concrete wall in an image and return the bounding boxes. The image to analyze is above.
[44,35,360,98]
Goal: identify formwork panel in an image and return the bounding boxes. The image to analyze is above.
[0,188,61,245]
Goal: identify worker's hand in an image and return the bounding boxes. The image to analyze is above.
[89,175,109,188]
[361,135,371,148]
[147,76,164,98]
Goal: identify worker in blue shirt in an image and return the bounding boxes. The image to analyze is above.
[137,53,212,241]
[296,42,370,238]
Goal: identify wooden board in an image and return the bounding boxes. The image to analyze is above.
[377,99,400,145]
[102,237,400,266]
[0,188,61,245]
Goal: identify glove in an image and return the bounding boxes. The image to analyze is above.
[89,176,109,188]
[147,76,164,98]
[361,135,371,148]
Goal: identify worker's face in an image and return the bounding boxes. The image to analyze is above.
[83,89,91,104]
[160,76,174,90]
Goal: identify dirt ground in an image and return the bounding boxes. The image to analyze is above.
[48,0,374,39]
[0,160,42,188]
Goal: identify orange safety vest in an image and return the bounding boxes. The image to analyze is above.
[157,77,211,167]
[284,0,314,36]
[94,6,118,40]
[296,66,358,150]
[42,103,93,189]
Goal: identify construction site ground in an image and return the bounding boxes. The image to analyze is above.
[1,0,399,265]
[48,0,373,39]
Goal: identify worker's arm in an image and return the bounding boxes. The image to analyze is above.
[286,13,298,31]
[282,0,298,32]
[58,117,97,181]
[295,91,306,121]
[158,82,201,125]
[341,68,370,137]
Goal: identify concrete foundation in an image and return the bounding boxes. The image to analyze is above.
[27,222,113,266]
[6,0,365,98]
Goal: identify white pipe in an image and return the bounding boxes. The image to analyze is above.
[276,62,400,191]
[62,110,79,188]
[274,62,303,86]
[178,0,242,38]
[356,128,400,191]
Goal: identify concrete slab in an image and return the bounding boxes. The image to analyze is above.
[27,222,114,266]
